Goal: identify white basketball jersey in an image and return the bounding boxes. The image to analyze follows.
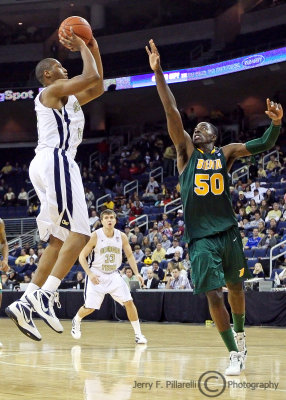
[89,228,123,273]
[34,89,85,160]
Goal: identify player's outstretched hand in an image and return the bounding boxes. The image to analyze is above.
[59,27,86,52]
[265,98,283,123]
[146,39,161,72]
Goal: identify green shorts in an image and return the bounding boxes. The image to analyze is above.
[189,226,252,294]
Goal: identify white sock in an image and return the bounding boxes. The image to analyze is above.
[131,320,141,336]
[75,313,82,322]
[20,283,39,301]
[42,276,61,292]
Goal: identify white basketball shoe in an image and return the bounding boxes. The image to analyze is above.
[135,334,148,344]
[225,351,244,376]
[71,316,82,340]
[233,330,247,360]
[26,289,63,333]
[5,300,42,341]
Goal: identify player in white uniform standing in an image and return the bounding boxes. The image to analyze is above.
[71,209,147,344]
[6,28,104,341]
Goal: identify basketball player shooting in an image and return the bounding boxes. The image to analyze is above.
[6,26,104,341]
[71,210,147,344]
[146,39,283,375]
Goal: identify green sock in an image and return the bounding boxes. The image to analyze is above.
[220,328,238,352]
[232,313,245,333]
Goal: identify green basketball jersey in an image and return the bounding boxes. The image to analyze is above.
[179,147,237,242]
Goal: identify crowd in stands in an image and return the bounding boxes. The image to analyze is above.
[1,116,286,291]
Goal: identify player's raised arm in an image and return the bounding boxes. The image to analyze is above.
[223,99,283,170]
[121,233,144,286]
[0,219,9,272]
[146,39,194,173]
[79,232,99,285]
[73,36,104,106]
[43,28,100,100]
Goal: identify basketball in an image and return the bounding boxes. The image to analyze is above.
[58,16,92,45]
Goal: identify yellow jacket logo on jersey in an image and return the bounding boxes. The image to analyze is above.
[196,159,222,170]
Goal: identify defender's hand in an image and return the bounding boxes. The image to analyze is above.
[265,98,283,124]
[1,260,9,272]
[59,27,86,52]
[146,39,161,72]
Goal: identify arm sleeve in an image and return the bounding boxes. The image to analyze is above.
[245,122,281,155]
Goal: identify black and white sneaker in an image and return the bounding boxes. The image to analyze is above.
[225,351,244,376]
[135,334,147,344]
[26,289,63,333]
[5,300,42,341]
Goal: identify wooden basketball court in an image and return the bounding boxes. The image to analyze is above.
[0,319,285,399]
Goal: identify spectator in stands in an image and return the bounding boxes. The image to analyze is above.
[257,221,266,238]
[84,187,95,209]
[259,228,277,249]
[89,209,100,231]
[171,250,183,269]
[264,188,276,206]
[144,268,159,289]
[162,220,173,239]
[259,200,269,219]
[161,233,171,251]
[151,242,166,263]
[252,189,264,205]
[130,234,139,251]
[147,226,162,243]
[143,176,159,201]
[23,273,32,284]
[140,257,153,280]
[72,271,85,289]
[15,249,30,267]
[266,154,277,172]
[265,203,282,222]
[103,195,115,210]
[257,164,267,179]
[166,265,191,290]
[4,187,16,206]
[22,257,37,277]
[152,260,164,281]
[240,231,248,248]
[166,238,183,259]
[9,242,22,264]
[119,161,132,181]
[132,225,143,245]
[17,188,28,206]
[1,161,12,175]
[1,273,9,290]
[141,236,151,252]
[249,211,264,228]
[244,228,262,249]
[7,269,22,288]
[238,191,248,206]
[252,263,265,278]
[124,225,133,242]
[131,200,143,218]
[163,144,176,176]
[133,245,144,263]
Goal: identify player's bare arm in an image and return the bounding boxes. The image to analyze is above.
[146,39,194,174]
[223,99,283,171]
[121,233,144,286]
[72,36,104,106]
[0,219,9,272]
[42,28,100,109]
[79,232,100,285]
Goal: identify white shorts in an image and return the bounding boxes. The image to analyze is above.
[84,268,132,309]
[29,148,90,242]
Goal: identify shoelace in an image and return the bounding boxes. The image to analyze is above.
[53,291,62,309]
